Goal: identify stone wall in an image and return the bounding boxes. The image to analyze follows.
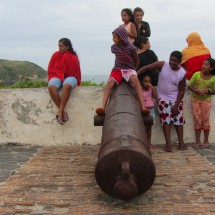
[0,87,214,146]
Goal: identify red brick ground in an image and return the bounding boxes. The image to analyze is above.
[0,145,214,214]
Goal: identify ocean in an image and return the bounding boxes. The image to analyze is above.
[82,75,108,84]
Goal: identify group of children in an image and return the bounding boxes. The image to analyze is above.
[96,7,215,151]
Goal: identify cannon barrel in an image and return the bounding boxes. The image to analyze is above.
[94,81,156,200]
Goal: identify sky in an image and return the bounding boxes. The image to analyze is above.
[0,0,215,76]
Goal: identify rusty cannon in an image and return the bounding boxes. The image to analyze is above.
[94,81,156,200]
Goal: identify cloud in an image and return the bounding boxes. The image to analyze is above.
[0,0,215,75]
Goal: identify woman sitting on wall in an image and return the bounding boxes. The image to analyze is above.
[48,38,81,125]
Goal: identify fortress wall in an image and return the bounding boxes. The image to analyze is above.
[0,87,214,146]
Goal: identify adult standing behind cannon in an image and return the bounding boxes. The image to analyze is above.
[137,51,187,152]
[133,7,151,37]
[134,36,158,86]
[48,38,81,125]
[181,32,211,81]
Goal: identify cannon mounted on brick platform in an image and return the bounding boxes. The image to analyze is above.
[94,81,156,200]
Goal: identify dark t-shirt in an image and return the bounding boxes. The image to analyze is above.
[137,49,158,86]
[138,21,151,37]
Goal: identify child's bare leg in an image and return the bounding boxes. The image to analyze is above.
[192,129,201,149]
[96,78,116,114]
[201,130,210,149]
[129,75,147,112]
[203,130,209,144]
[162,124,172,152]
[174,125,187,150]
[195,129,201,145]
[145,125,154,148]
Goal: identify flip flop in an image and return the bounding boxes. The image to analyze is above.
[201,143,209,149]
[163,147,172,152]
[63,112,69,122]
[56,115,64,125]
[192,143,200,149]
[96,108,105,115]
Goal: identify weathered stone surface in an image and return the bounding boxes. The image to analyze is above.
[0,87,215,146]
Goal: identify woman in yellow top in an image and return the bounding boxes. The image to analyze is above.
[188,58,215,149]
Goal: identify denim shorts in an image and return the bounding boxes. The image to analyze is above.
[48,77,77,90]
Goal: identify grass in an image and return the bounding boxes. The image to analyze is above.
[0,78,106,89]
[81,80,106,86]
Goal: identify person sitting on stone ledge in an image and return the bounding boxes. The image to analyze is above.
[47,38,81,125]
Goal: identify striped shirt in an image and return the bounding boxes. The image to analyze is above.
[111,26,137,70]
[111,44,137,70]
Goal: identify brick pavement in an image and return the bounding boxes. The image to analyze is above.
[0,143,214,214]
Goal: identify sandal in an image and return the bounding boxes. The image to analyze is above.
[63,112,69,122]
[192,143,200,149]
[201,143,209,149]
[163,147,172,152]
[56,115,64,125]
[96,108,105,115]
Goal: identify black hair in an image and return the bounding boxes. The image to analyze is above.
[59,38,77,55]
[133,36,148,49]
[133,7,144,16]
[121,8,136,24]
[142,74,151,81]
[170,51,182,61]
[140,74,151,87]
[205,57,215,75]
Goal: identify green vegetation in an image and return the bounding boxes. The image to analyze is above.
[0,59,46,85]
[0,82,6,88]
[11,75,48,88]
[10,77,105,88]
[0,77,105,89]
[0,75,105,89]
[81,80,105,86]
[0,59,106,88]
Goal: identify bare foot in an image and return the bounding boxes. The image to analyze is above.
[163,146,172,152]
[192,143,200,149]
[201,143,209,149]
[149,144,156,149]
[179,144,188,151]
